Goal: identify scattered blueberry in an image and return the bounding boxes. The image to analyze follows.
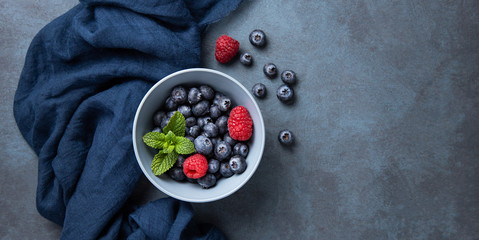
[170,86,187,104]
[203,122,219,138]
[185,117,196,127]
[252,83,266,98]
[153,111,166,126]
[188,125,201,138]
[177,105,192,118]
[208,159,220,173]
[209,105,221,119]
[164,97,178,111]
[197,173,216,189]
[192,100,209,116]
[223,133,237,146]
[229,155,247,174]
[249,29,266,47]
[200,85,215,100]
[215,115,228,135]
[220,162,234,178]
[188,87,203,105]
[240,53,253,66]
[194,135,213,155]
[278,129,294,145]
[152,127,162,133]
[214,141,232,160]
[263,63,278,79]
[276,84,294,103]
[217,96,232,112]
[281,70,297,85]
[233,143,249,158]
[168,167,185,181]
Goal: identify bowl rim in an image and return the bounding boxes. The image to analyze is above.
[132,68,265,202]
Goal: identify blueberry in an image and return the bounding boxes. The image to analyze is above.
[213,92,225,106]
[192,100,209,116]
[263,63,278,79]
[281,70,297,85]
[197,173,216,189]
[214,141,232,160]
[164,97,177,111]
[229,155,247,174]
[217,97,232,112]
[194,135,213,155]
[223,133,237,146]
[153,111,166,126]
[186,177,197,183]
[203,122,219,138]
[249,29,266,47]
[278,129,294,145]
[188,87,203,105]
[185,135,195,143]
[276,84,294,103]
[240,53,253,66]
[208,159,220,173]
[214,171,222,180]
[177,105,192,118]
[167,111,176,119]
[168,167,185,181]
[211,137,221,146]
[175,155,187,168]
[252,83,266,98]
[197,116,213,129]
[215,116,228,135]
[199,85,215,100]
[170,86,187,104]
[188,125,201,138]
[160,117,169,129]
[209,105,221,119]
[233,143,249,158]
[185,117,196,128]
[220,162,234,178]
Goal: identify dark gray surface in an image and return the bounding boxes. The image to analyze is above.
[1,0,478,239]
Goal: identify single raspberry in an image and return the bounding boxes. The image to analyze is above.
[227,106,253,141]
[215,35,239,64]
[183,154,208,179]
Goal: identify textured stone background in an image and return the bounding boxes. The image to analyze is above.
[1,0,478,239]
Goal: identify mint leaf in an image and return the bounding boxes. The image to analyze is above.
[142,132,165,149]
[175,136,195,154]
[151,151,178,176]
[162,111,186,137]
[165,131,175,143]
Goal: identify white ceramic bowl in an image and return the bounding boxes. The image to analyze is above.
[133,68,265,202]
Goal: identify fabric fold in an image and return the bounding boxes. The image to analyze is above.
[14,0,242,239]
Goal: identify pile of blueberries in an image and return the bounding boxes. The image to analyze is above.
[151,85,249,188]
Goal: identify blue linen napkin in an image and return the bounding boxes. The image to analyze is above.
[13,0,242,239]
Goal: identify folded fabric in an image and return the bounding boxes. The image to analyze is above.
[13,0,242,239]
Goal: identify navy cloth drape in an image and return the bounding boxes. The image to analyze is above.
[13,0,242,239]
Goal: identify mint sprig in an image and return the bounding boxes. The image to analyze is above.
[142,111,195,176]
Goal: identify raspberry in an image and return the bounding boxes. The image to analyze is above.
[215,35,239,64]
[227,106,253,141]
[183,154,208,179]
